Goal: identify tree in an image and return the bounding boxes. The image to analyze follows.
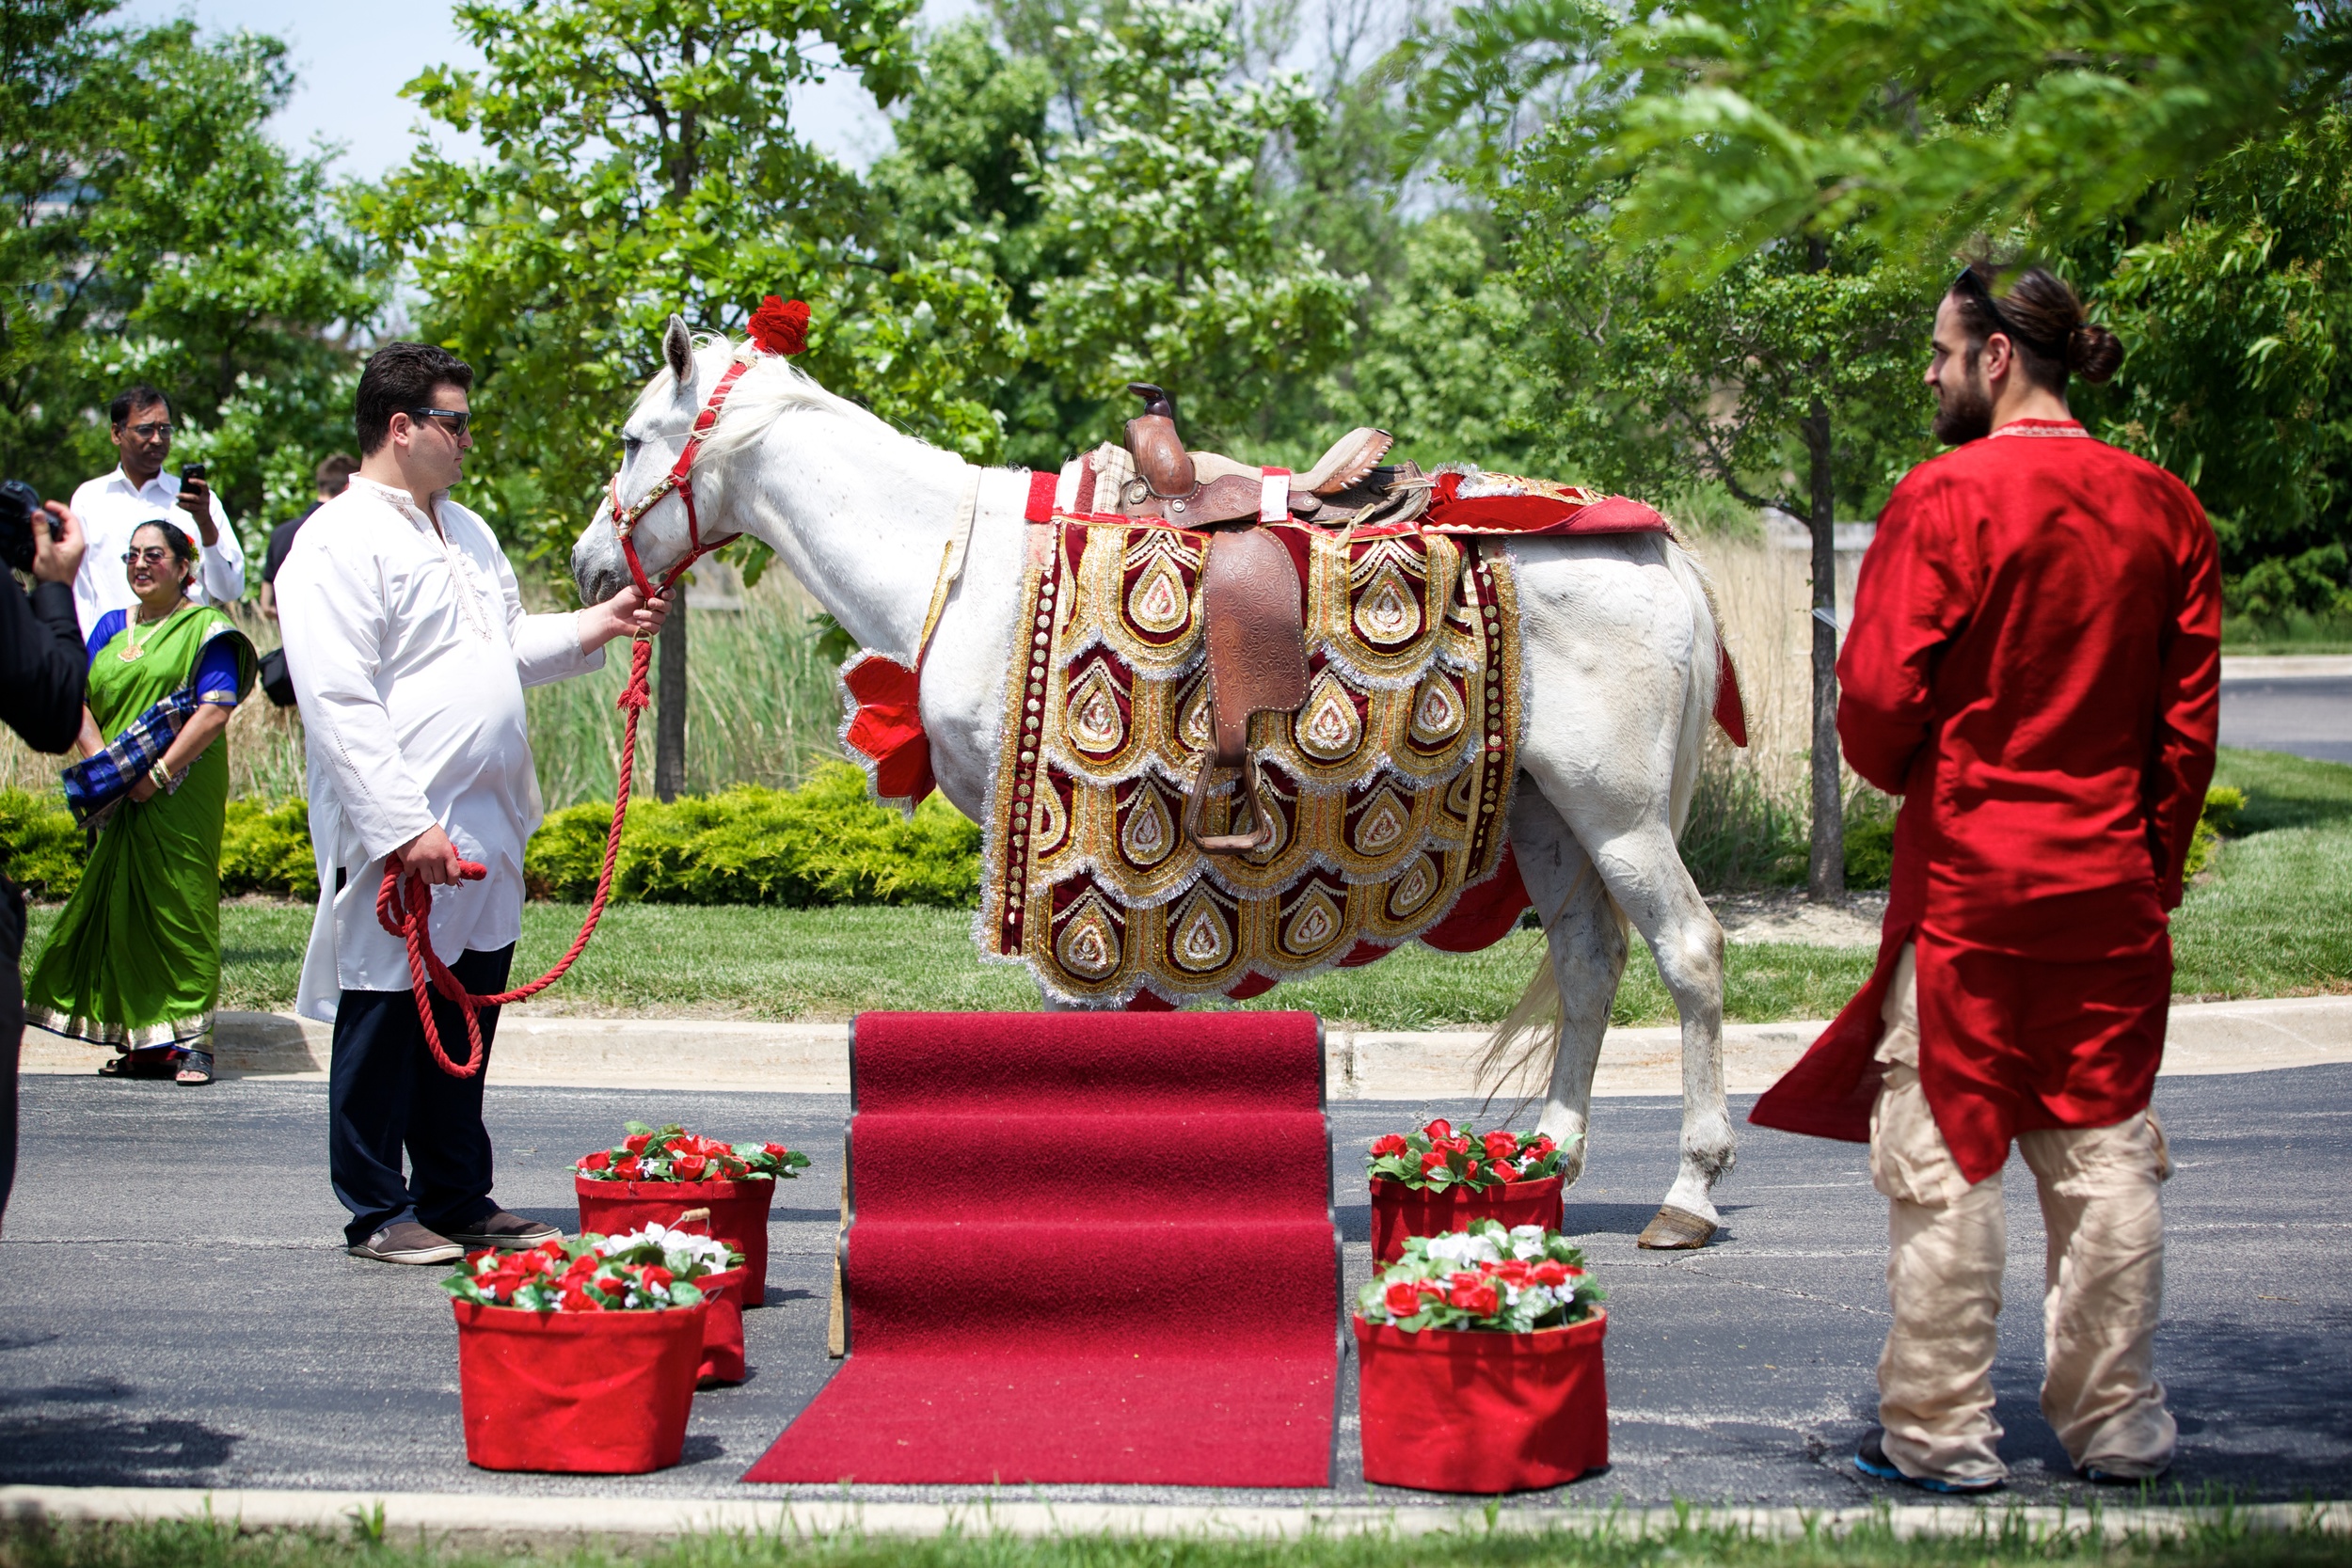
[2073,109,2352,576]
[1,5,385,543]
[1020,0,1362,461]
[1512,175,1929,895]
[362,0,1023,800]
[1407,0,2315,277]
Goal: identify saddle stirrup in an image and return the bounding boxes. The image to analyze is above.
[1184,748,1279,856]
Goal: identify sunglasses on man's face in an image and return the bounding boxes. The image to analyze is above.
[406,407,472,437]
[122,546,175,565]
[122,421,174,440]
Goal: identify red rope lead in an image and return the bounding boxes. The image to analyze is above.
[376,636,655,1079]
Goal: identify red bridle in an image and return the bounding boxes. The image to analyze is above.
[606,356,754,599]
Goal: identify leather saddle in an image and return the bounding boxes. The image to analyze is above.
[1111,385,1423,856]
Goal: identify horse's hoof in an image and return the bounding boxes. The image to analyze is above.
[1636,1205,1717,1250]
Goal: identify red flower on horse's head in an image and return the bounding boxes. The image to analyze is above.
[749,295,810,356]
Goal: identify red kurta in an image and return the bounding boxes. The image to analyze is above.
[1749,419,2221,1182]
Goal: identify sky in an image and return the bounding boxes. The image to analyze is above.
[115,1,927,179]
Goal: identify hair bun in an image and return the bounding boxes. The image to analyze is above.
[2066,323,2123,385]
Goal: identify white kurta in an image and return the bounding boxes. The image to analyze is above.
[276,477,603,1022]
[68,467,246,636]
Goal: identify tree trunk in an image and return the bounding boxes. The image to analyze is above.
[1803,396,1845,901]
[656,577,689,801]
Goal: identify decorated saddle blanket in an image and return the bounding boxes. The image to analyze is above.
[836,460,1748,1010]
[977,511,1523,1008]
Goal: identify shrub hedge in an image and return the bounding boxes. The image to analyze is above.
[525,763,978,906]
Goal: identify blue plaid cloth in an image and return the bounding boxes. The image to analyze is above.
[60,689,198,830]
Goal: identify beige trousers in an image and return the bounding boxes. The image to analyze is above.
[1868,944,2176,1484]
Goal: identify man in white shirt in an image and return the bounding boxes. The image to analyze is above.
[67,385,245,636]
[277,342,667,1266]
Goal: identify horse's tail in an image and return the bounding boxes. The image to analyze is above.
[1475,529,1724,1106]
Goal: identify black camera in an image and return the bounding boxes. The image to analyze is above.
[0,480,58,574]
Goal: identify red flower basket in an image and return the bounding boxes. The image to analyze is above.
[1369,1175,1565,1262]
[1355,1308,1607,1493]
[696,1265,748,1386]
[576,1177,774,1306]
[453,1300,707,1473]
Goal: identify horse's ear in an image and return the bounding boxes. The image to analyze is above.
[663,314,693,388]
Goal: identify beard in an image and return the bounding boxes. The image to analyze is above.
[1932,360,1994,445]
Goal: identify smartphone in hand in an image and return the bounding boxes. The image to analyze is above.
[179,462,208,489]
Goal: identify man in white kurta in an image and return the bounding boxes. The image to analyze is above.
[68,385,245,636]
[277,341,664,1266]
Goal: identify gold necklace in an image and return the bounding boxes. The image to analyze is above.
[118,601,180,662]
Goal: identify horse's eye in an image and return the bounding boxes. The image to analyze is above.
[623,436,643,460]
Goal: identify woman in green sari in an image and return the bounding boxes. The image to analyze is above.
[28,518,255,1085]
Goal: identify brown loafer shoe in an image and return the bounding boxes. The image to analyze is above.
[348,1222,464,1265]
[442,1211,562,1250]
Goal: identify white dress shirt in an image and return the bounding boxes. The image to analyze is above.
[276,476,604,1022]
[67,466,246,636]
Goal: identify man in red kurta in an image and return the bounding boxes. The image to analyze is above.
[1750,264,2220,1492]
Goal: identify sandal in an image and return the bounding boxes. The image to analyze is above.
[99,1048,179,1080]
[175,1049,215,1085]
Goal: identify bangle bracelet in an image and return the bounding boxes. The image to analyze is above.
[150,760,178,795]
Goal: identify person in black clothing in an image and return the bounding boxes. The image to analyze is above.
[259,453,358,621]
[1,498,89,1222]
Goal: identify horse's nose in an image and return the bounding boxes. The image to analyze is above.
[571,528,628,606]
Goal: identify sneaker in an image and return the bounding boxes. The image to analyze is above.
[348,1222,464,1265]
[2080,1462,2171,1486]
[1855,1428,2003,1495]
[442,1211,562,1250]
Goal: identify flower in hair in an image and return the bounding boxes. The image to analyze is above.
[748,295,811,356]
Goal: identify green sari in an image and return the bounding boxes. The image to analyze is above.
[27,603,257,1049]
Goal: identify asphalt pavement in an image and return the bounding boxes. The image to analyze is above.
[3,1068,2346,1508]
[2220,671,2352,764]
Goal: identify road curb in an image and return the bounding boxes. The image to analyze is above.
[22,993,2352,1098]
[1,1485,2344,1544]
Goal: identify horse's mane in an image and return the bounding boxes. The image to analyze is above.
[675,334,909,467]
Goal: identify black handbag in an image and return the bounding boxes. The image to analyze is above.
[259,645,297,708]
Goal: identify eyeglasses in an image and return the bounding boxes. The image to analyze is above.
[122,421,174,439]
[122,546,175,565]
[406,407,472,437]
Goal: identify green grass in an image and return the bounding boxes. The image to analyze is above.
[2171,748,2352,1000]
[2,1513,2346,1568]
[24,747,2344,1028]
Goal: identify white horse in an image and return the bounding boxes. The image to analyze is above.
[572,319,1735,1247]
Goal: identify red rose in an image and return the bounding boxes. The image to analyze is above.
[1383,1282,1422,1317]
[1447,1276,1500,1316]
[560,1285,601,1311]
[1460,1158,1484,1182]
[1489,1160,1519,1183]
[1417,1280,1447,1298]
[580,1149,611,1172]
[1494,1260,1535,1287]
[643,1266,675,1292]
[747,294,811,356]
[1531,1261,1571,1287]
[763,1142,791,1160]
[1370,1134,1408,1158]
[1420,1149,1449,1174]
[618,1156,645,1180]
[622,1132,651,1154]
[1529,1135,1556,1157]
[1422,1119,1453,1142]
[673,1152,708,1180]
[1483,1131,1518,1162]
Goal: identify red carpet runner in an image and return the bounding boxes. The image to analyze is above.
[743,1011,1339,1486]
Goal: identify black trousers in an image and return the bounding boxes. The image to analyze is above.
[328,943,514,1245]
[0,880,23,1223]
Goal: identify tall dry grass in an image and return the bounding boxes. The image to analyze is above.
[0,572,844,811]
[1677,526,1891,889]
